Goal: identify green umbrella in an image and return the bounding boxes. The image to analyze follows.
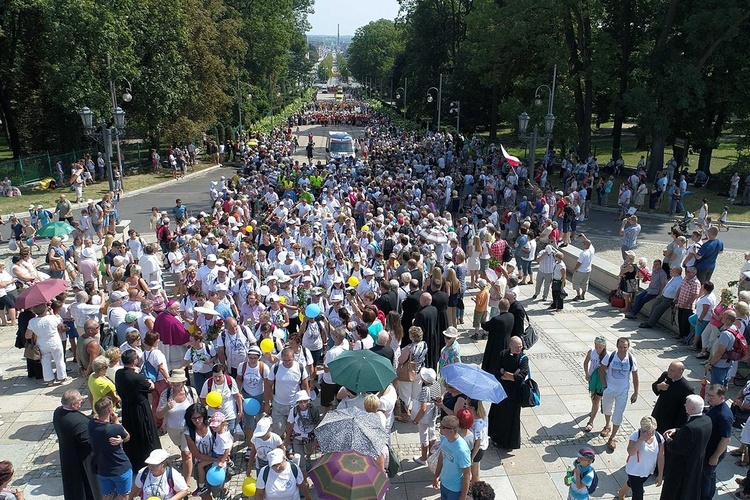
[36,221,76,238]
[328,349,397,393]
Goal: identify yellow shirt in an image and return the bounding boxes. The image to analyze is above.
[475,289,489,312]
[88,373,117,405]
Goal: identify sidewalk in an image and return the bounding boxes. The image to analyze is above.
[1,270,747,499]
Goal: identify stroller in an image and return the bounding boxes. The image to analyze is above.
[671,211,694,234]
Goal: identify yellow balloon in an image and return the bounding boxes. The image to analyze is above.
[246,225,253,233]
[361,225,370,232]
[279,296,286,304]
[188,324,196,334]
[206,390,222,408]
[242,477,257,497]
[348,276,359,287]
[148,497,161,500]
[299,313,305,322]
[260,338,274,353]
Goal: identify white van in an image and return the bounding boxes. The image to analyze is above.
[326,131,355,162]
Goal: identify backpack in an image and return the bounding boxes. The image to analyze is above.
[587,468,599,494]
[292,402,321,430]
[272,361,305,392]
[501,243,512,263]
[165,385,197,403]
[142,351,159,383]
[100,326,115,351]
[606,352,634,372]
[261,461,299,485]
[140,465,174,492]
[721,325,748,362]
[207,374,234,391]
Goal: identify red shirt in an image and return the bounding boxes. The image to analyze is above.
[490,239,507,260]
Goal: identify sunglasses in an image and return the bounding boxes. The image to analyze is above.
[595,336,606,344]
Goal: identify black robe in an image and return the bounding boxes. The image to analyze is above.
[481,312,514,372]
[660,414,712,500]
[651,374,694,433]
[414,304,440,370]
[115,366,160,470]
[431,290,449,352]
[487,349,528,450]
[508,301,527,338]
[52,407,101,500]
[400,291,421,348]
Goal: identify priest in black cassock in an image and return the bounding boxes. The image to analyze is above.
[413,292,440,370]
[400,280,422,348]
[115,349,160,470]
[651,361,694,434]
[52,389,101,500]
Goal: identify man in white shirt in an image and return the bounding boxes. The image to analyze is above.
[571,233,595,301]
[197,254,219,295]
[265,348,309,437]
[216,317,254,377]
[138,244,163,285]
[320,328,349,411]
[256,448,311,500]
[599,337,639,450]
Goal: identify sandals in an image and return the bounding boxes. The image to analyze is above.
[695,352,710,359]
[731,449,745,457]
[737,460,750,467]
[600,426,611,438]
[583,422,594,432]
[607,440,616,451]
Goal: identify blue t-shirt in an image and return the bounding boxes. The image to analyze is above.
[88,419,132,476]
[172,205,187,220]
[696,239,723,270]
[706,402,733,457]
[215,302,233,320]
[439,436,471,493]
[568,463,595,500]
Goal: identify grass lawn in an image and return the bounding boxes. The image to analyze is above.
[0,136,12,162]
[0,162,215,217]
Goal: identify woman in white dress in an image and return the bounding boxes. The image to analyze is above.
[26,303,68,384]
[466,235,481,288]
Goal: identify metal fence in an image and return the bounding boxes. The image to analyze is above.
[0,143,153,187]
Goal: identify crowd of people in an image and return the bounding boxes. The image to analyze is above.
[0,93,748,500]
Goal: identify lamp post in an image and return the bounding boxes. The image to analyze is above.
[107,53,132,193]
[395,77,408,119]
[450,101,460,134]
[426,73,442,131]
[518,65,557,183]
[78,106,125,193]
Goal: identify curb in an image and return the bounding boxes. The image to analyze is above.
[4,163,226,223]
[589,204,750,228]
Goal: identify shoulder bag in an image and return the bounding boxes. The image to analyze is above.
[519,354,540,408]
[396,348,417,382]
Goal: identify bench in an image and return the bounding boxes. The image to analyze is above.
[115,219,131,242]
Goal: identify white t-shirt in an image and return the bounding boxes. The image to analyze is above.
[157,386,199,429]
[213,430,233,456]
[184,344,216,374]
[625,430,663,477]
[577,247,595,273]
[216,330,252,370]
[251,433,283,464]
[141,349,167,381]
[200,377,240,419]
[238,361,268,397]
[256,462,304,500]
[322,345,346,384]
[268,362,308,406]
[353,336,374,351]
[602,352,638,393]
[134,466,189,498]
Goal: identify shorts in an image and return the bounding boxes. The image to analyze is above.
[479,258,489,272]
[473,448,485,463]
[473,310,488,328]
[167,426,189,452]
[417,422,437,447]
[64,320,78,339]
[601,387,629,426]
[0,294,14,310]
[98,469,133,496]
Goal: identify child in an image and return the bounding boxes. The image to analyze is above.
[246,415,283,477]
[193,411,233,496]
[411,367,440,465]
[438,326,461,372]
[471,279,489,340]
[731,381,750,466]
[718,206,729,231]
[283,390,321,472]
[467,398,489,485]
[565,447,597,500]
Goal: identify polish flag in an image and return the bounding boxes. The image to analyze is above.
[501,145,521,167]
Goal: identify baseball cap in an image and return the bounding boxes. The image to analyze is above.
[206,254,217,262]
[124,312,139,323]
[253,416,272,437]
[144,449,170,465]
[578,447,596,461]
[267,448,284,466]
[110,291,127,301]
[209,412,227,428]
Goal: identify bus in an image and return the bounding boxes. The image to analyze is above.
[326,131,355,162]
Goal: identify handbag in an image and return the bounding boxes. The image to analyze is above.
[50,257,65,272]
[24,339,41,361]
[521,315,538,350]
[386,445,401,478]
[396,350,417,382]
[519,355,540,408]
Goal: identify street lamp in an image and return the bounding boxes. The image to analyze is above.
[395,77,407,119]
[426,73,442,131]
[78,105,125,193]
[450,101,460,134]
[518,65,557,183]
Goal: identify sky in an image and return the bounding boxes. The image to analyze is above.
[307,0,401,35]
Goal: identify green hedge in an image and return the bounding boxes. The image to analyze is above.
[250,89,315,135]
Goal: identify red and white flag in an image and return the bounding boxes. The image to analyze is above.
[501,144,521,167]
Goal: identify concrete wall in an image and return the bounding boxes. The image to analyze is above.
[559,244,680,334]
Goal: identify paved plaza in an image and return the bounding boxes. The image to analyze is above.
[0,123,747,499]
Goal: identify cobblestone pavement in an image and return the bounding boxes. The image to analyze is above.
[1,138,748,498]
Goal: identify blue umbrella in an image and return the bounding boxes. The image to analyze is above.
[441,362,507,404]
